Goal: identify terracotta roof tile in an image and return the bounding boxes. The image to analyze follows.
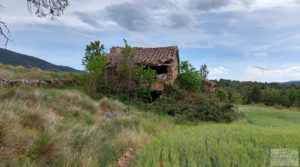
[107,46,179,67]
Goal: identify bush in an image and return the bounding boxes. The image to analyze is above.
[150,86,239,122]
[175,61,202,92]
[217,88,229,102]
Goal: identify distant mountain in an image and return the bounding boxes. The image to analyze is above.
[280,81,300,86]
[0,48,80,72]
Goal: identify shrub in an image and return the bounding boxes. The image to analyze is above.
[151,87,239,122]
[175,61,202,92]
[135,66,158,102]
[217,88,229,102]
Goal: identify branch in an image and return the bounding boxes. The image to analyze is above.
[0,0,69,48]
[27,0,69,20]
[0,21,10,49]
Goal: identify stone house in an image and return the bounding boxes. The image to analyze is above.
[107,46,180,91]
[204,80,217,94]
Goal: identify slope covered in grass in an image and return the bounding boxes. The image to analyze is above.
[0,64,80,80]
[132,106,300,167]
[0,87,174,166]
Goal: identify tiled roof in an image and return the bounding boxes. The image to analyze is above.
[107,46,179,67]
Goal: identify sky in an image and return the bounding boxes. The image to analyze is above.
[0,0,300,82]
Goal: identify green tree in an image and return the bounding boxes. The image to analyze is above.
[231,92,243,104]
[175,61,202,92]
[82,41,107,75]
[82,41,107,97]
[135,66,157,101]
[217,88,229,102]
[199,64,209,80]
[115,39,136,93]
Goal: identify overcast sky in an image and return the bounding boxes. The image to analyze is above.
[1,0,300,82]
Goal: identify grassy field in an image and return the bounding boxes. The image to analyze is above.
[0,87,174,166]
[1,77,300,167]
[0,64,79,80]
[132,106,300,167]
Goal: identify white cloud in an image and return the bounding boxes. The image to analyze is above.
[209,66,229,79]
[246,65,300,82]
[245,52,270,58]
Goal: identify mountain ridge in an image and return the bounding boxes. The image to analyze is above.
[0,48,80,72]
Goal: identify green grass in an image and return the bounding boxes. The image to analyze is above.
[1,84,300,167]
[0,64,80,80]
[132,105,300,167]
[0,87,174,166]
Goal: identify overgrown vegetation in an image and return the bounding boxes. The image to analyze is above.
[216,79,300,108]
[0,87,174,166]
[81,40,239,122]
[175,61,202,92]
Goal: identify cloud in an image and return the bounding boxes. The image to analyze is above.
[105,2,152,31]
[209,66,229,79]
[189,0,232,11]
[246,65,300,82]
[245,52,270,58]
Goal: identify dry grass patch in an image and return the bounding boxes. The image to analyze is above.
[0,87,175,166]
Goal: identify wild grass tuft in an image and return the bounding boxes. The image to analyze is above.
[0,87,173,166]
[29,132,57,162]
[99,97,128,113]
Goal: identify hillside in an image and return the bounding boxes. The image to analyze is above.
[0,64,79,80]
[282,80,300,86]
[0,48,79,72]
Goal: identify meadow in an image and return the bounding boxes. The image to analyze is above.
[0,64,79,80]
[132,106,300,167]
[0,87,174,166]
[1,66,300,167]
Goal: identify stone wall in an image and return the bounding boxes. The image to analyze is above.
[0,79,75,88]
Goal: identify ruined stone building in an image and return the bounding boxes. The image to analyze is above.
[204,80,217,94]
[107,46,180,91]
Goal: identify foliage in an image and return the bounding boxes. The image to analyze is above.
[216,88,229,102]
[217,79,300,108]
[135,66,158,101]
[82,40,107,74]
[81,41,108,97]
[144,85,239,122]
[199,64,209,79]
[80,40,239,123]
[175,61,202,92]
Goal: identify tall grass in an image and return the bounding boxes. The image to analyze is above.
[0,87,174,166]
[132,106,300,167]
[0,64,80,80]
